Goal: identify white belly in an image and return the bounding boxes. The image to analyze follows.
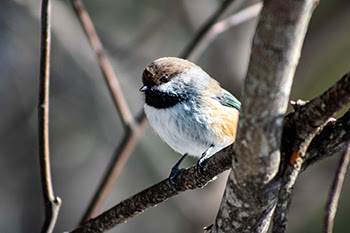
[144,102,225,157]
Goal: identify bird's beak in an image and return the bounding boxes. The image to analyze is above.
[139,85,148,92]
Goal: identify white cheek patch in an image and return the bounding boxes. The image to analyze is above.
[181,69,193,84]
[185,68,210,89]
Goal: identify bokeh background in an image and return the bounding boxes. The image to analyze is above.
[1,0,350,232]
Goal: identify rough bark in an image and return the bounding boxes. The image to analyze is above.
[210,0,319,232]
[69,104,350,233]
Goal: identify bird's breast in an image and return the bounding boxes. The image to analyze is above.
[144,101,216,157]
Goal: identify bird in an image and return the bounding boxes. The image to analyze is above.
[140,57,240,187]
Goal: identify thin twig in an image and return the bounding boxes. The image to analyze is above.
[188,2,262,61]
[324,143,350,233]
[69,0,135,131]
[68,0,144,222]
[38,0,61,232]
[180,0,238,58]
[80,116,148,223]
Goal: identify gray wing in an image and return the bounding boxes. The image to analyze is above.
[215,89,241,111]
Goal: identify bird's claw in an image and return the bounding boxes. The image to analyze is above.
[196,158,207,175]
[168,166,184,190]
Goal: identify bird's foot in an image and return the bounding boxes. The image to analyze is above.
[196,157,208,175]
[168,153,188,190]
[196,145,214,175]
[168,166,184,190]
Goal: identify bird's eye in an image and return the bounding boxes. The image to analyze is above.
[160,76,169,83]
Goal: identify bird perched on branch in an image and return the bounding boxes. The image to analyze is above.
[140,57,240,187]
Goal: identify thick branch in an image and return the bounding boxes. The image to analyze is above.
[273,73,350,232]
[211,0,318,232]
[70,147,232,233]
[38,0,61,232]
[303,110,350,170]
[291,73,350,155]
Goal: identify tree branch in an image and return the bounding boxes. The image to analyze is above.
[323,143,350,233]
[211,0,319,232]
[180,0,238,59]
[303,110,350,171]
[69,72,350,233]
[68,0,144,222]
[188,2,262,61]
[80,116,148,223]
[38,0,61,232]
[70,147,232,233]
[69,0,135,131]
[273,72,350,232]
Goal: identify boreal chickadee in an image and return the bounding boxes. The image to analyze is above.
[140,57,240,187]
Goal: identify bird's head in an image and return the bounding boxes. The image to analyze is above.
[140,57,210,109]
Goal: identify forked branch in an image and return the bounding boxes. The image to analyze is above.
[70,72,350,233]
[274,72,350,232]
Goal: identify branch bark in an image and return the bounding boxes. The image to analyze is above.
[211,0,319,232]
[38,0,61,232]
[70,147,232,233]
[69,73,350,232]
[273,72,350,232]
[303,110,350,171]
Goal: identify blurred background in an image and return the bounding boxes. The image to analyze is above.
[1,0,350,232]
